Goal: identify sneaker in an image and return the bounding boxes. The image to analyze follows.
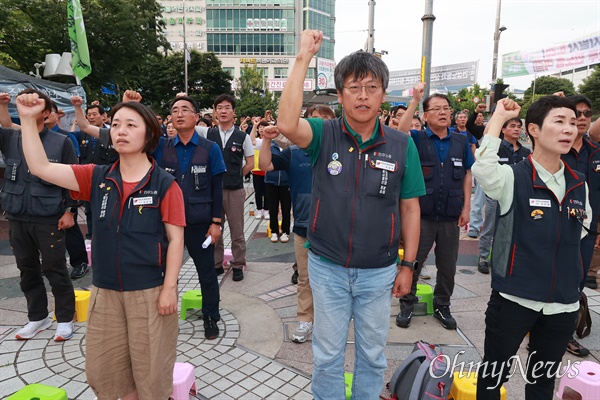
[292,321,313,343]
[566,338,590,357]
[215,266,225,276]
[15,318,52,340]
[264,210,270,220]
[291,270,299,285]
[395,305,413,328]
[271,233,278,243]
[280,233,289,243]
[478,260,490,274]
[419,265,431,280]
[232,268,244,281]
[70,262,89,280]
[255,209,262,219]
[54,321,74,341]
[467,230,479,238]
[204,318,219,340]
[585,276,598,290]
[433,305,457,330]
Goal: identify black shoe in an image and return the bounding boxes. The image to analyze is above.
[204,318,219,340]
[215,266,224,276]
[291,270,299,284]
[232,268,244,281]
[585,276,598,289]
[434,305,457,330]
[478,260,489,274]
[396,307,413,328]
[566,337,590,357]
[70,263,89,279]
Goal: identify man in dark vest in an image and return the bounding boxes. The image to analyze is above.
[0,89,78,341]
[153,95,226,340]
[396,93,474,331]
[275,30,425,400]
[197,94,254,282]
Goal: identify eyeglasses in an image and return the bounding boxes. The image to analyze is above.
[216,106,233,111]
[171,109,195,116]
[343,85,382,95]
[576,110,592,118]
[426,107,453,114]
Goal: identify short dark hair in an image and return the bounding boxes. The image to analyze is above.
[170,96,198,113]
[334,50,389,92]
[502,117,522,129]
[109,102,161,154]
[525,95,577,148]
[18,88,53,113]
[213,94,236,110]
[309,105,336,119]
[569,94,592,110]
[86,104,106,115]
[423,94,450,111]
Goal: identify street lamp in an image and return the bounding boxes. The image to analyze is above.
[491,0,506,82]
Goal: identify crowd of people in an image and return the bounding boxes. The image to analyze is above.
[1,27,599,400]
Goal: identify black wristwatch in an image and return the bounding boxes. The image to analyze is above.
[67,207,78,214]
[211,220,222,226]
[399,260,419,271]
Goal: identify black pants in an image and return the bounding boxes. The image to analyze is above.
[65,213,87,267]
[9,220,75,322]
[252,173,267,210]
[185,224,220,321]
[401,219,459,308]
[476,291,577,400]
[265,184,291,235]
[84,201,93,240]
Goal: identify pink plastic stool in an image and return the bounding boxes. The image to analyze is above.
[86,243,92,266]
[556,360,600,399]
[223,248,233,267]
[170,362,196,400]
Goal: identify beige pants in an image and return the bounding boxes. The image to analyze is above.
[215,188,247,270]
[295,234,314,323]
[85,286,178,400]
[588,221,600,278]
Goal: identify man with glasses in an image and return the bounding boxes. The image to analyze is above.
[396,93,474,331]
[275,30,424,400]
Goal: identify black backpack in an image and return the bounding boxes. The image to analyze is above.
[387,340,454,400]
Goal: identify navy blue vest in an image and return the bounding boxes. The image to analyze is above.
[497,140,531,166]
[207,127,246,190]
[562,137,600,223]
[159,137,215,225]
[90,160,175,291]
[491,158,587,303]
[308,118,407,269]
[416,131,468,221]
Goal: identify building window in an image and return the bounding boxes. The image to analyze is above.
[274,67,288,78]
[223,67,235,79]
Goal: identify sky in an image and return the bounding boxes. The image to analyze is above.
[333,0,600,91]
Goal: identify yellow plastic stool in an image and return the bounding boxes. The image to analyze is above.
[266,221,282,237]
[416,284,434,315]
[53,289,91,322]
[449,372,506,400]
[344,372,353,400]
[180,290,203,320]
[7,384,67,400]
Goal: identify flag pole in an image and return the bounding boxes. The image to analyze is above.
[183,0,188,94]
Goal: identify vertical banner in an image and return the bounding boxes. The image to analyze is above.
[67,0,92,80]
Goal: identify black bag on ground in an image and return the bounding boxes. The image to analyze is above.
[387,340,453,400]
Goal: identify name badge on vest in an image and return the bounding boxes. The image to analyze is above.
[133,196,154,206]
[529,198,551,208]
[499,158,509,162]
[192,165,206,174]
[374,160,397,172]
[453,160,463,167]
[593,160,600,172]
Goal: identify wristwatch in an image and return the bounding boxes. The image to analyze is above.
[67,207,78,214]
[399,260,419,271]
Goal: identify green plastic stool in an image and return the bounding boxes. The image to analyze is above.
[416,284,434,315]
[7,384,67,400]
[180,290,203,320]
[345,372,353,400]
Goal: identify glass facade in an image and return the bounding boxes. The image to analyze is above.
[207,33,295,55]
[207,9,295,31]
[303,0,335,60]
[208,0,295,6]
[274,67,288,78]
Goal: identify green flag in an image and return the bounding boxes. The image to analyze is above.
[67,0,91,80]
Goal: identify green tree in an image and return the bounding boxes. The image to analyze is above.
[234,65,278,119]
[523,76,575,99]
[578,66,600,116]
[451,84,490,114]
[0,0,168,98]
[139,51,233,114]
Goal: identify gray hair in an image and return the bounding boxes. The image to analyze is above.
[334,51,389,93]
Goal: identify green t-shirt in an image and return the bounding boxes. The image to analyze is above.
[304,117,426,200]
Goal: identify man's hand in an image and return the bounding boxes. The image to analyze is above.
[475,103,487,113]
[157,286,177,315]
[122,90,142,103]
[207,223,222,244]
[16,93,46,118]
[392,268,413,298]
[56,109,66,119]
[299,30,323,59]
[58,212,75,230]
[458,208,470,228]
[91,100,100,106]
[412,82,426,104]
[175,92,187,98]
[262,125,280,140]
[389,118,400,130]
[70,96,84,107]
[553,91,566,97]
[240,119,249,132]
[0,93,11,104]
[494,98,521,120]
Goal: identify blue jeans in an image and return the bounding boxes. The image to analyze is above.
[469,180,486,232]
[308,251,396,400]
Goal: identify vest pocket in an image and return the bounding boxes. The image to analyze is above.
[127,205,161,233]
[29,183,63,216]
[419,187,435,215]
[452,165,465,180]
[4,158,20,181]
[446,189,464,217]
[421,162,435,180]
[0,182,25,214]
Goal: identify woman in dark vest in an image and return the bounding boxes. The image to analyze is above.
[16,93,186,400]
